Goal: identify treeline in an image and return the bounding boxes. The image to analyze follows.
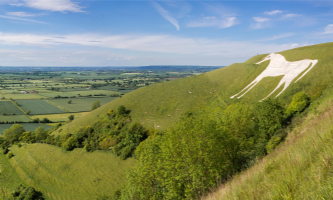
[1,105,149,160]
[117,92,311,199]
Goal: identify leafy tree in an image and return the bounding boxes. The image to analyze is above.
[117,105,127,116]
[286,91,310,116]
[253,98,285,156]
[68,100,72,104]
[26,110,31,115]
[35,126,48,141]
[91,101,101,111]
[3,124,25,143]
[68,115,74,121]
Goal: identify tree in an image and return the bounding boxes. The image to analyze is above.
[68,115,74,121]
[286,91,310,116]
[68,100,72,104]
[3,124,25,143]
[26,110,31,115]
[91,101,101,111]
[34,126,48,141]
[117,105,127,116]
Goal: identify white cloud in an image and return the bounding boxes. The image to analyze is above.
[6,11,45,17]
[0,14,48,24]
[2,0,83,12]
[187,16,236,29]
[152,2,179,30]
[264,10,283,15]
[258,33,295,42]
[253,17,270,22]
[0,32,300,58]
[251,17,271,29]
[322,24,333,34]
[282,13,302,18]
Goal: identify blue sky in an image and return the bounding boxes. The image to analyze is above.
[0,0,332,66]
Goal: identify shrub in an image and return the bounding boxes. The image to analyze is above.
[286,91,310,116]
[7,151,13,158]
[62,136,78,151]
[266,136,282,154]
[68,115,74,121]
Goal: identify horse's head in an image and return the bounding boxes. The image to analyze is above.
[255,53,275,64]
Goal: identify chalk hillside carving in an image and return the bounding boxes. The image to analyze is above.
[230,53,318,101]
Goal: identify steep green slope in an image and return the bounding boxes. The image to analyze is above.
[53,54,269,135]
[204,85,333,200]
[0,144,136,199]
[57,42,333,135]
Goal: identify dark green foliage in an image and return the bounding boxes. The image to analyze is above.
[62,136,79,151]
[91,101,101,111]
[68,115,74,121]
[7,151,14,158]
[12,184,44,200]
[286,91,310,117]
[3,124,25,144]
[117,105,127,116]
[35,126,48,141]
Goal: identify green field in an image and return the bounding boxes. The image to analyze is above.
[30,112,89,122]
[0,94,45,99]
[38,92,77,98]
[1,144,136,199]
[0,101,25,115]
[0,123,50,134]
[0,115,31,123]
[49,97,117,112]
[16,100,66,115]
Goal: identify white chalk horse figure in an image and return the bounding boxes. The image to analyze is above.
[230,53,318,101]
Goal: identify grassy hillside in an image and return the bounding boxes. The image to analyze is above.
[0,144,136,199]
[204,86,333,200]
[56,42,333,135]
[53,54,270,135]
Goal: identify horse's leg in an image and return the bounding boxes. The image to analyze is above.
[294,60,318,83]
[261,80,286,101]
[230,79,259,99]
[236,80,260,99]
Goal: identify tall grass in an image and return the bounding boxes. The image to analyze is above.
[204,90,333,200]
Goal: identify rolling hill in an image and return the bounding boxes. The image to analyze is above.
[55,42,333,135]
[3,42,333,199]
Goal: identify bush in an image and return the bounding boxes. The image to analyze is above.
[286,91,310,117]
[62,136,78,151]
[7,151,13,158]
[266,136,282,154]
[12,184,44,200]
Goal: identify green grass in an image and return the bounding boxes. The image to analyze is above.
[2,144,136,200]
[38,92,77,98]
[16,100,66,115]
[55,42,333,135]
[0,124,51,134]
[0,101,25,115]
[49,97,118,112]
[0,94,45,99]
[0,115,31,123]
[204,87,333,200]
[30,112,89,122]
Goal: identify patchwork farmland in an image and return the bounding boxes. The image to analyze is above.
[0,101,25,115]
[16,100,66,115]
